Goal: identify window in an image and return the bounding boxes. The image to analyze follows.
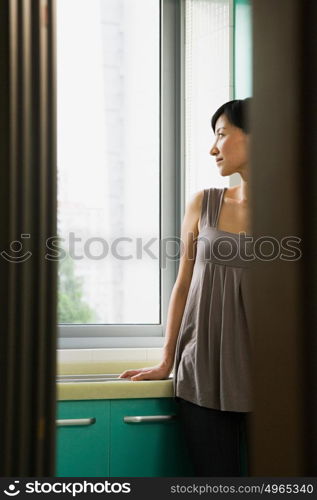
[184,0,233,200]
[56,0,180,348]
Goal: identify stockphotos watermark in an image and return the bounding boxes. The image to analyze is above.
[2,479,131,496]
[1,478,316,499]
[0,232,302,267]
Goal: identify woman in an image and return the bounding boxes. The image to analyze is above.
[119,98,252,477]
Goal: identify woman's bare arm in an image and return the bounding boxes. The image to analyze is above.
[119,190,204,381]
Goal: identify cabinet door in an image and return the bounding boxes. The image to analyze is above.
[110,398,193,477]
[56,400,110,477]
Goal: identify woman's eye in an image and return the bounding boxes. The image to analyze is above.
[218,133,224,138]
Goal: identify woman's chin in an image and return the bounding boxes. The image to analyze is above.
[218,167,230,177]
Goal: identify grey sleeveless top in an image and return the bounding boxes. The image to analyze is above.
[173,187,253,412]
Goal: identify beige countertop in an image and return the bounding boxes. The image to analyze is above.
[57,360,174,401]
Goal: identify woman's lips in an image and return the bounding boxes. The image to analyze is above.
[216,158,223,164]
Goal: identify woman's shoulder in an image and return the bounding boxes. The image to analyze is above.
[186,189,205,213]
[207,185,242,201]
[187,187,224,215]
[186,186,235,218]
[181,190,205,231]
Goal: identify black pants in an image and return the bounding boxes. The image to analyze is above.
[176,397,249,477]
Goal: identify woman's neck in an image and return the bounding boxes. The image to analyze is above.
[239,179,249,203]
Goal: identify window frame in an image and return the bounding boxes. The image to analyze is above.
[58,0,183,349]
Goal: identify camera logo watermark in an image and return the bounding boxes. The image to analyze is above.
[1,234,32,263]
[3,481,20,496]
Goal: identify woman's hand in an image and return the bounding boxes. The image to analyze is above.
[118,362,173,381]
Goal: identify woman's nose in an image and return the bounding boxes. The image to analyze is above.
[210,144,218,156]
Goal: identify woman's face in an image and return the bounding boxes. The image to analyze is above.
[209,113,249,176]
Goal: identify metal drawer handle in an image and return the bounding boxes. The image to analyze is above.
[56,418,96,427]
[123,415,176,423]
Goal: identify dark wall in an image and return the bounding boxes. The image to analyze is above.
[249,0,317,475]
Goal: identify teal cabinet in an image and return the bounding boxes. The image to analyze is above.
[56,400,110,477]
[109,398,193,477]
[56,397,193,477]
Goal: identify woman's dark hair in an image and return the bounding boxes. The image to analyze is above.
[211,97,251,134]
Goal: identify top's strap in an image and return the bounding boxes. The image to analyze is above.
[200,188,225,229]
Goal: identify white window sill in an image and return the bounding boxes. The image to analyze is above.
[57,347,164,366]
